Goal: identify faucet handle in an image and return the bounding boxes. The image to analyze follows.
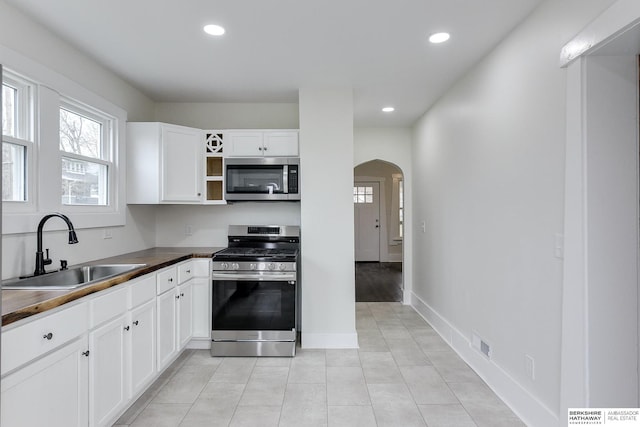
[44,248,52,266]
[60,259,68,270]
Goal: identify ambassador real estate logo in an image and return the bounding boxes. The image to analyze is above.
[568,409,640,426]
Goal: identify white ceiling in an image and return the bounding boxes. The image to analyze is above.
[6,0,542,127]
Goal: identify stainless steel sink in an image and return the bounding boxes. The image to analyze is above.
[2,263,147,290]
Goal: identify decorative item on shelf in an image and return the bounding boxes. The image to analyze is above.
[205,132,223,154]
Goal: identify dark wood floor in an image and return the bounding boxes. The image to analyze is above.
[355,262,403,302]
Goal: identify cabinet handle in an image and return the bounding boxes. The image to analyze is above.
[181,292,185,297]
[43,332,53,340]
[197,193,201,196]
[169,278,173,283]
[175,295,180,299]
[186,270,191,274]
[263,146,268,151]
[124,325,130,331]
[258,147,263,151]
[133,320,139,326]
[82,350,90,357]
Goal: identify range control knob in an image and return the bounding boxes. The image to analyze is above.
[232,263,240,270]
[279,264,286,271]
[268,263,276,271]
[221,262,229,270]
[249,263,257,270]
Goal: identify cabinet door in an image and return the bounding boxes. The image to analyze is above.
[191,277,211,339]
[178,281,193,348]
[263,131,299,156]
[225,131,264,156]
[1,337,89,427]
[157,289,178,371]
[130,300,156,397]
[161,124,203,202]
[89,315,128,427]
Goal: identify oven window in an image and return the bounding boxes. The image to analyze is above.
[212,279,295,330]
[226,165,285,194]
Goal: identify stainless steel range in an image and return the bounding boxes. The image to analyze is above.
[211,225,299,357]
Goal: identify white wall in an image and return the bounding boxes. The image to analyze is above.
[410,0,616,426]
[299,88,357,348]
[0,1,157,279]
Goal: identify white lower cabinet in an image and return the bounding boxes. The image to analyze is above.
[89,315,128,427]
[130,299,156,396]
[1,259,207,427]
[156,286,178,371]
[1,336,89,427]
[178,280,193,348]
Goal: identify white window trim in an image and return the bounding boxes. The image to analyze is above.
[1,47,127,234]
[2,70,37,214]
[391,173,403,242]
[59,97,115,210]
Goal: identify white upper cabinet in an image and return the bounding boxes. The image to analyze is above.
[127,123,203,204]
[225,130,298,157]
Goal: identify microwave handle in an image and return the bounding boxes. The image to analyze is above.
[283,165,289,194]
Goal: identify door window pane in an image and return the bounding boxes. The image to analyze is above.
[353,186,373,204]
[61,157,107,205]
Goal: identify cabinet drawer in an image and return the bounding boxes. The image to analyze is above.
[2,302,88,375]
[156,266,177,295]
[131,274,156,308]
[89,286,128,329]
[177,261,194,284]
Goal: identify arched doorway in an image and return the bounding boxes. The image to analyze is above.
[354,159,404,302]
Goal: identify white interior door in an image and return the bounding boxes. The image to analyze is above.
[354,182,380,262]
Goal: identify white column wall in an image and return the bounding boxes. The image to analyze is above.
[299,88,357,348]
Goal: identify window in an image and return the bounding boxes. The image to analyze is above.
[2,71,34,203]
[398,179,404,238]
[354,186,373,204]
[59,102,112,206]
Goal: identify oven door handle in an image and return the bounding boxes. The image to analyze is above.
[212,272,297,282]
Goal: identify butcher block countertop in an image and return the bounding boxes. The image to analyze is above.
[2,247,223,327]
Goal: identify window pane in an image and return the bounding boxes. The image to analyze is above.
[62,157,107,205]
[2,142,25,201]
[60,108,102,158]
[365,195,373,203]
[365,186,373,195]
[2,84,17,137]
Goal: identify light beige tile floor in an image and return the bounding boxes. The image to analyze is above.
[114,302,526,427]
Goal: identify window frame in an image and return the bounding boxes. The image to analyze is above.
[2,70,37,213]
[1,50,127,235]
[58,98,114,209]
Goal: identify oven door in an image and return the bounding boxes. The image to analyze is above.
[211,271,296,336]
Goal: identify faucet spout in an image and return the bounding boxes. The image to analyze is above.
[34,213,79,276]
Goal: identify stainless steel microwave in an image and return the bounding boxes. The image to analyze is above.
[225,157,300,201]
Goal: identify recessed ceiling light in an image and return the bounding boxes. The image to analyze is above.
[204,24,225,36]
[429,32,450,44]
[382,107,395,113]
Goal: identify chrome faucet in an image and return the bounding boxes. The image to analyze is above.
[34,213,79,276]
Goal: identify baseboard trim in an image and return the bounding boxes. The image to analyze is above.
[301,332,359,349]
[186,338,211,350]
[411,292,559,427]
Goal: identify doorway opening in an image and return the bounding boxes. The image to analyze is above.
[354,160,403,302]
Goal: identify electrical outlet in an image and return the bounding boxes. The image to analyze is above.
[185,224,193,236]
[102,229,113,239]
[525,355,535,380]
